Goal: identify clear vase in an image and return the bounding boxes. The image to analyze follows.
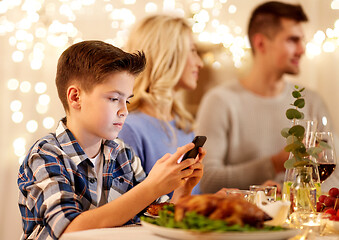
[289,166,317,213]
[282,120,320,201]
[282,161,321,202]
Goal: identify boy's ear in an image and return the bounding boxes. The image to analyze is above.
[67,85,81,110]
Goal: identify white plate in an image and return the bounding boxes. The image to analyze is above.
[141,221,300,240]
[327,220,339,233]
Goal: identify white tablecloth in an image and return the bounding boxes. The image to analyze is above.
[60,225,165,240]
[60,225,339,240]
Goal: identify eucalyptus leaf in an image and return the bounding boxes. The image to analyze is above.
[294,99,305,108]
[284,141,303,152]
[293,159,313,167]
[307,147,323,157]
[319,141,332,149]
[292,91,301,98]
[287,135,298,144]
[286,109,302,120]
[294,154,302,161]
[282,85,315,169]
[289,125,305,138]
[284,158,296,169]
[281,128,290,138]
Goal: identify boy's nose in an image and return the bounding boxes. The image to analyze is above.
[118,105,128,118]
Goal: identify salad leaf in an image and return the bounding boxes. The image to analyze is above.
[141,205,284,232]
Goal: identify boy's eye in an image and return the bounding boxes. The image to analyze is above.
[109,98,118,102]
[126,100,131,104]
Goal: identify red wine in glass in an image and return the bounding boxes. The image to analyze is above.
[318,163,336,183]
[315,132,337,183]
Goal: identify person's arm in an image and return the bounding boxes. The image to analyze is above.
[63,143,196,233]
[195,89,276,193]
[270,149,290,173]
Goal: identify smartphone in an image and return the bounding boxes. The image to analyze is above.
[181,136,207,161]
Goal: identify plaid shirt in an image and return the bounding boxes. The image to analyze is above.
[18,118,146,240]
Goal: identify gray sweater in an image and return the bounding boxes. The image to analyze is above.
[196,80,332,193]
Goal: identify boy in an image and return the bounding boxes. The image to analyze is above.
[18,40,204,240]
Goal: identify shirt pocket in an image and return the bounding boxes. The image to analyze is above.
[108,171,134,202]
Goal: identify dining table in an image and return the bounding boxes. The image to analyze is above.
[60,224,339,240]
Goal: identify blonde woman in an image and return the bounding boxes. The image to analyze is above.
[119,15,204,195]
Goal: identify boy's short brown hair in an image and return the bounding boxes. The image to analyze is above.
[55,40,146,112]
[248,1,308,53]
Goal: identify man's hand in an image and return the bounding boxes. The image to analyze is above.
[271,149,289,173]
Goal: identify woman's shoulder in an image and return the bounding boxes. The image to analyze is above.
[122,112,162,134]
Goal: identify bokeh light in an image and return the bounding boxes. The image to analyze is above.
[38,94,50,106]
[34,82,47,94]
[43,117,55,129]
[36,103,49,114]
[13,137,26,157]
[20,81,31,93]
[12,111,24,123]
[10,100,22,112]
[7,78,19,90]
[26,120,38,133]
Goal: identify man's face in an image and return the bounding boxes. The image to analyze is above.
[266,18,305,75]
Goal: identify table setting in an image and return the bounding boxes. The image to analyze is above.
[61,87,339,240]
[60,185,339,240]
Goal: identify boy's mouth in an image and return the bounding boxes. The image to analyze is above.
[113,122,123,128]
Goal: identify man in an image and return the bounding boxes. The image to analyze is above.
[196,1,334,193]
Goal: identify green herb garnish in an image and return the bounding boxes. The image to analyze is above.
[141,205,284,232]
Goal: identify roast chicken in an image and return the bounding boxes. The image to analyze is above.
[174,194,272,227]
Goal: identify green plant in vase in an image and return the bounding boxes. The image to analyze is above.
[281,85,330,213]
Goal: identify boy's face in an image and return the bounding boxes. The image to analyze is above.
[79,71,134,141]
[265,18,305,75]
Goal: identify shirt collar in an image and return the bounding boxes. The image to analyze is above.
[54,117,120,165]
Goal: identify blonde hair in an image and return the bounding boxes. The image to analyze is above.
[125,15,194,133]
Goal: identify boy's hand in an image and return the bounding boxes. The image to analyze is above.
[144,143,197,197]
[181,147,205,190]
[171,147,205,203]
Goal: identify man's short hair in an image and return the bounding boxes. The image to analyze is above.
[55,40,146,112]
[248,1,308,51]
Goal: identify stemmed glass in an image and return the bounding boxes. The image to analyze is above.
[315,132,337,183]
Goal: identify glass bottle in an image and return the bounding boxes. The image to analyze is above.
[289,166,317,213]
[282,120,319,201]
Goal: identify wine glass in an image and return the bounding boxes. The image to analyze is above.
[315,132,337,183]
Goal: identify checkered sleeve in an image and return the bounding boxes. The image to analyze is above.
[114,138,146,184]
[18,142,82,239]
